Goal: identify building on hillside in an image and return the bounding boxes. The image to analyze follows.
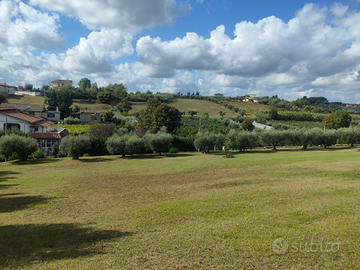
[214,93,223,97]
[71,109,102,124]
[243,94,258,102]
[0,107,68,153]
[0,83,16,95]
[253,122,275,130]
[51,80,73,88]
[0,103,61,121]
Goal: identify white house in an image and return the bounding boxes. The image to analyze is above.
[0,107,68,152]
[1,103,61,121]
[0,83,16,95]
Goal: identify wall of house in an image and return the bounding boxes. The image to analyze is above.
[0,114,29,133]
[41,112,61,121]
[0,85,16,95]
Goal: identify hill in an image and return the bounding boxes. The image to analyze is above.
[6,95,269,119]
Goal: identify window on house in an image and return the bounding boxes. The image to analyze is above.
[47,113,55,118]
[3,123,20,130]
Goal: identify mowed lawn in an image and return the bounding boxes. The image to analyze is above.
[1,148,360,269]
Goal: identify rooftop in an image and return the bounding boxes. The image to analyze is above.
[0,108,53,127]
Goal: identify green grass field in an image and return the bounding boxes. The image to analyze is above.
[1,148,360,269]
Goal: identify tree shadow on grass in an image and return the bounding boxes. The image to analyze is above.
[77,157,113,163]
[0,171,20,189]
[122,153,196,160]
[0,194,50,213]
[13,158,62,165]
[0,223,132,268]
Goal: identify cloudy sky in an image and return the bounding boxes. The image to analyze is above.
[1,0,360,102]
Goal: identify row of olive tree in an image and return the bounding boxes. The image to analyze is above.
[193,127,360,153]
[106,130,173,157]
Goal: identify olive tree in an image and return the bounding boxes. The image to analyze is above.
[337,127,360,147]
[106,134,129,157]
[143,132,172,155]
[260,130,286,150]
[227,130,259,152]
[60,135,91,159]
[0,134,37,161]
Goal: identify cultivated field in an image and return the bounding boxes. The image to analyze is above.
[1,148,360,269]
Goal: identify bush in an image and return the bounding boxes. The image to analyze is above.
[89,123,117,138]
[89,136,109,156]
[169,147,179,153]
[60,135,91,159]
[64,117,81,125]
[28,150,45,160]
[0,134,38,161]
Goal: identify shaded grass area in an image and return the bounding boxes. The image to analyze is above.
[0,149,360,269]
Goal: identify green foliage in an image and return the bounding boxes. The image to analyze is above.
[0,93,7,104]
[259,130,286,150]
[64,117,81,125]
[97,90,120,105]
[125,136,144,155]
[25,83,33,91]
[88,136,109,156]
[143,132,172,155]
[194,132,225,153]
[78,78,91,91]
[72,104,81,113]
[0,134,37,161]
[89,124,117,138]
[227,130,259,152]
[219,110,226,117]
[28,149,45,160]
[60,135,91,160]
[181,116,239,134]
[171,136,196,152]
[323,111,352,130]
[106,134,129,157]
[188,110,198,117]
[241,118,255,131]
[311,128,338,148]
[337,127,360,147]
[45,85,74,117]
[137,98,181,134]
[102,111,114,123]
[268,108,278,120]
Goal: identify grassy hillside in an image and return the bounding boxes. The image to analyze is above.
[5,95,268,119]
[1,148,360,269]
[129,99,269,118]
[6,95,45,105]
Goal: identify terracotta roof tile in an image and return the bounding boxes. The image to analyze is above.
[28,128,68,140]
[0,108,53,127]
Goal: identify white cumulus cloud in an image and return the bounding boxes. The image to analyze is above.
[29,0,191,32]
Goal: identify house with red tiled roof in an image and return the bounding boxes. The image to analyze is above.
[1,103,61,121]
[0,83,16,95]
[0,107,68,153]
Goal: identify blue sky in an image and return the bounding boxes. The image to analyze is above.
[1,0,360,102]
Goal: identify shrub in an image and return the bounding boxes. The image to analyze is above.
[241,118,255,131]
[64,117,81,125]
[28,150,45,160]
[60,135,91,159]
[169,147,179,153]
[227,130,259,152]
[89,123,117,138]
